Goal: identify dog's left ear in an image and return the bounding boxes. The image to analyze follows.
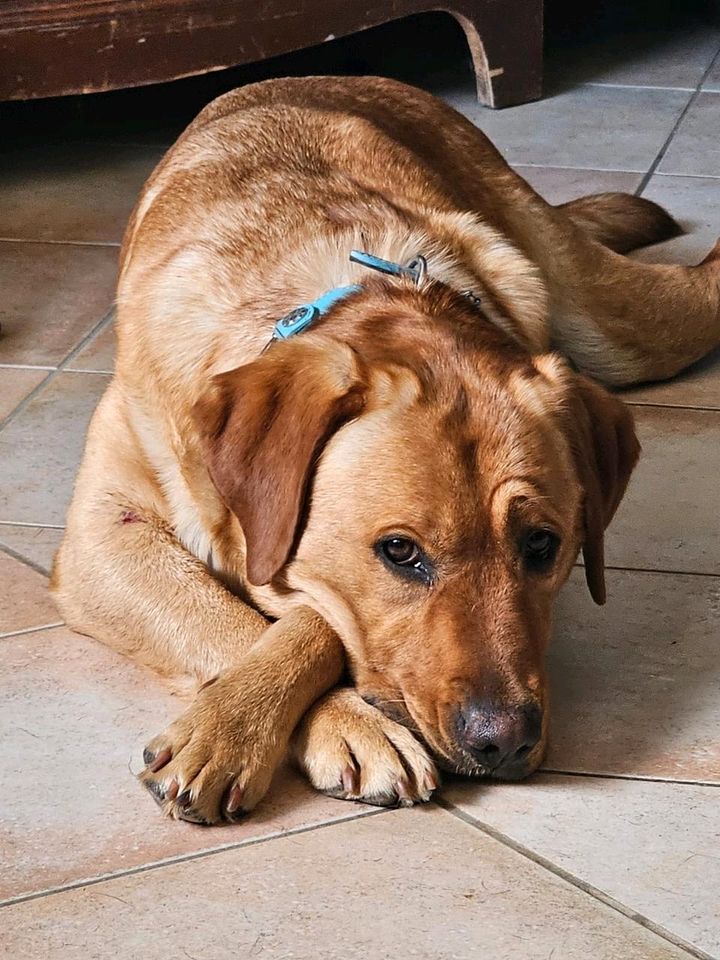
[193,338,367,586]
[568,374,640,605]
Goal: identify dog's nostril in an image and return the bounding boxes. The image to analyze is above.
[456,699,542,770]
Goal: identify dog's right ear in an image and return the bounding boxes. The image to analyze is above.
[568,374,640,605]
[192,338,367,586]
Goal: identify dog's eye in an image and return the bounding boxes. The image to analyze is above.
[382,537,420,565]
[522,529,560,572]
[376,536,434,585]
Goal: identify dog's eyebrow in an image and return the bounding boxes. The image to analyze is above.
[488,478,554,517]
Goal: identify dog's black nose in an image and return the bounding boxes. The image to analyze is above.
[455,700,542,773]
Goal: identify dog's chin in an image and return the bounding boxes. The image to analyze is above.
[435,750,541,782]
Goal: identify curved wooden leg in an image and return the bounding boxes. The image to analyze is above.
[448,0,544,108]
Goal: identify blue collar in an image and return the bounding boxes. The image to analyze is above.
[270,249,427,344]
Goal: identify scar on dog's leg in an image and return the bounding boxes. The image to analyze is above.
[119,509,145,524]
[54,501,313,683]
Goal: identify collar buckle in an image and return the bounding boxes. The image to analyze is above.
[349,249,427,284]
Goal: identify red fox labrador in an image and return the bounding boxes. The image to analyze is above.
[52,77,720,824]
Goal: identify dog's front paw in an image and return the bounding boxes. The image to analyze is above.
[293,687,438,807]
[139,673,284,825]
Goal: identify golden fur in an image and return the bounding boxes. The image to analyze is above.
[52,77,720,824]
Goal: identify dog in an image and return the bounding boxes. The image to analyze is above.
[51,76,720,825]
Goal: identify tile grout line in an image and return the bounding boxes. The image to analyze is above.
[0,362,109,374]
[513,161,648,174]
[578,562,720,579]
[436,798,714,960]
[0,806,390,911]
[653,170,720,180]
[0,237,121,248]
[583,81,696,92]
[0,364,56,371]
[511,162,720,180]
[60,367,113,375]
[0,369,54,433]
[0,306,115,433]
[538,768,720,788]
[624,400,720,413]
[0,520,65,529]
[0,622,64,641]
[636,47,720,196]
[0,539,51,576]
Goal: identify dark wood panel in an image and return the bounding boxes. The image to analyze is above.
[0,0,543,107]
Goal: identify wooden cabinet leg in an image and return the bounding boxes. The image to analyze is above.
[448,1,544,108]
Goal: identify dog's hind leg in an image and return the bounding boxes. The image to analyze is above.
[489,181,720,385]
[559,192,682,254]
[536,221,720,386]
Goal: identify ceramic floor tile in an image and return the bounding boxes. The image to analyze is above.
[0,241,118,366]
[0,367,47,421]
[546,23,720,90]
[448,85,690,171]
[0,142,164,243]
[0,372,109,525]
[0,625,376,902]
[546,567,720,782]
[658,92,720,177]
[513,166,642,205]
[1,806,692,959]
[0,551,59,636]
[445,775,720,958]
[604,406,719,575]
[0,526,64,574]
[65,320,116,373]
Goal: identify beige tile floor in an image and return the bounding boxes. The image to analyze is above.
[1,13,720,960]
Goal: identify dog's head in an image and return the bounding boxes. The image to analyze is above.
[194,283,639,779]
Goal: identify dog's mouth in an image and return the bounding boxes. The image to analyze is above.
[435,752,538,781]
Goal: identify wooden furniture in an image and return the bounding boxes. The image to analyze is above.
[0,1,542,107]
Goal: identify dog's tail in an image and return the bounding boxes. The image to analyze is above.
[560,192,683,254]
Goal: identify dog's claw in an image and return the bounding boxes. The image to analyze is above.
[396,777,413,805]
[146,746,172,772]
[341,764,360,794]
[225,783,244,815]
[144,778,167,805]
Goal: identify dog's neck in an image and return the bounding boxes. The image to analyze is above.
[256,211,548,357]
[271,219,481,309]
